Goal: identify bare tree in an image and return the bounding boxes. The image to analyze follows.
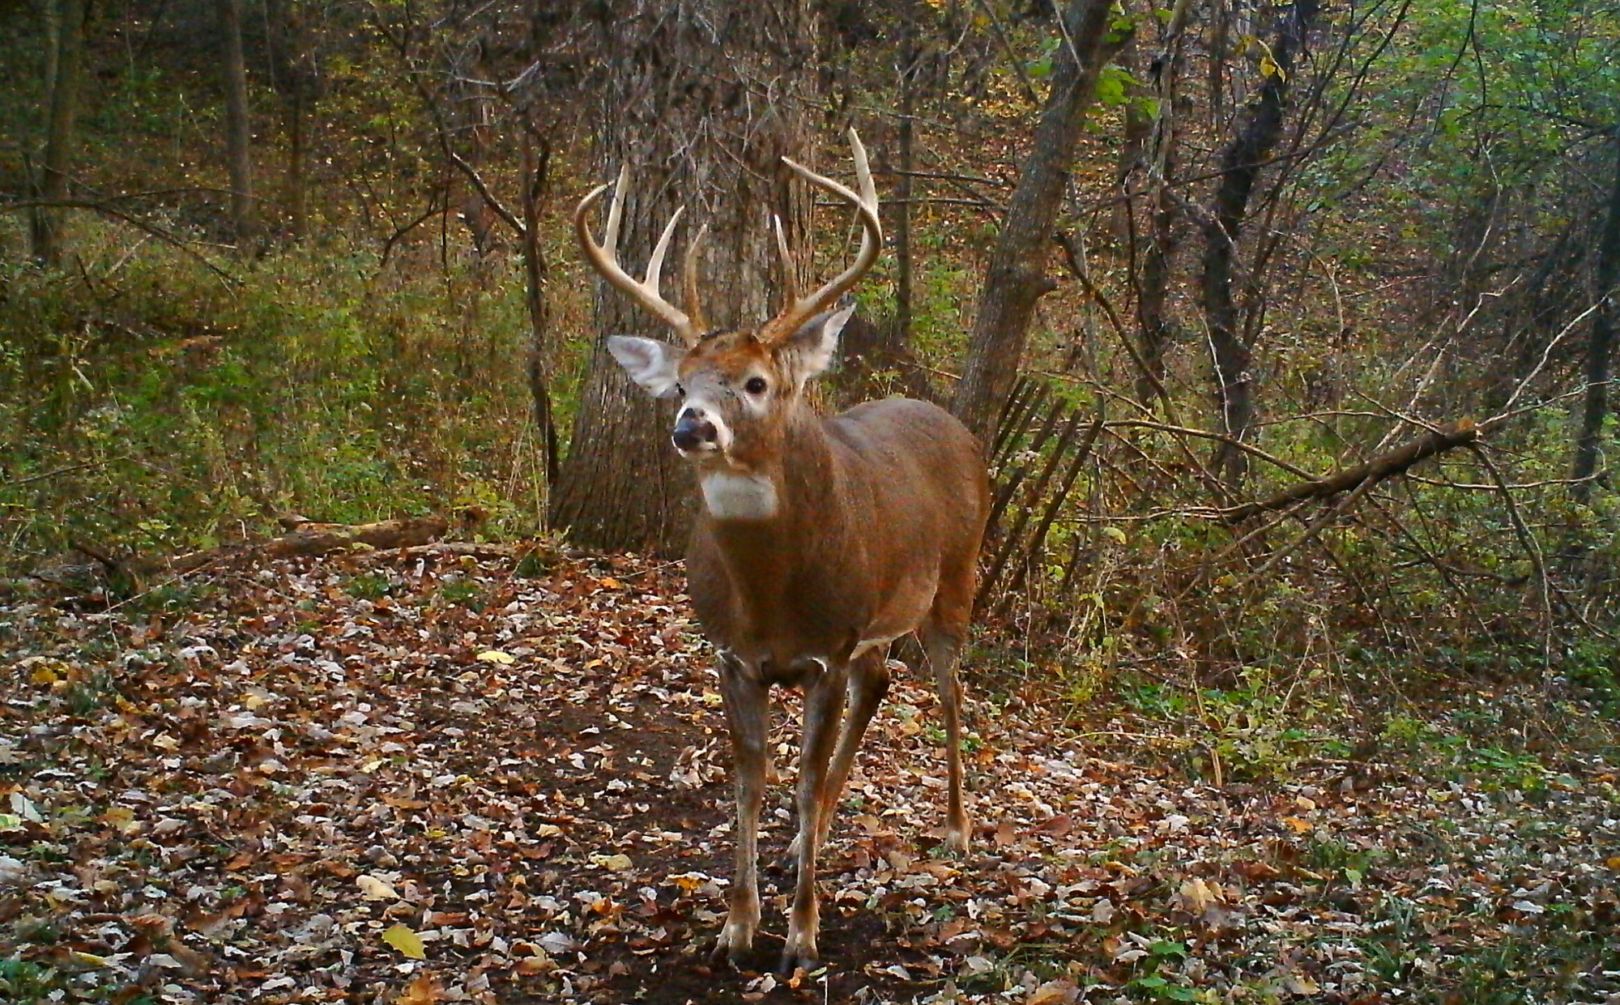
[1201,0,1319,487]
[550,1,818,553]
[1573,130,1620,502]
[950,0,1124,442]
[266,0,323,240]
[1134,0,1195,407]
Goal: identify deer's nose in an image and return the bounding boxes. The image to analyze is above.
[673,408,717,451]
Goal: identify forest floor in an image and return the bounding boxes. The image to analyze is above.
[1,548,1617,1005]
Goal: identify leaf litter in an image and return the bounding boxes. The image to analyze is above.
[0,550,1616,1003]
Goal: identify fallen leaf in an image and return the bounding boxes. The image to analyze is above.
[1281,816,1312,834]
[394,972,442,1004]
[383,923,426,960]
[1282,973,1320,995]
[476,650,515,665]
[8,793,43,823]
[358,874,400,901]
[1026,978,1080,1004]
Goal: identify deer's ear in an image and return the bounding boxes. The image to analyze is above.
[607,336,685,398]
[778,301,857,385]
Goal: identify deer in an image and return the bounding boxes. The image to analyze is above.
[575,129,990,975]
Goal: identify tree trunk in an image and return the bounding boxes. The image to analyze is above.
[1107,33,1151,244]
[1135,0,1194,408]
[551,1,816,554]
[286,82,307,239]
[1207,0,1227,127]
[32,0,87,267]
[216,0,256,243]
[950,0,1122,442]
[267,0,320,241]
[891,34,918,355]
[1201,0,1318,488]
[521,130,559,490]
[1572,132,1620,502]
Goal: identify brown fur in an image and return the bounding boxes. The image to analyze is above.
[673,324,989,973]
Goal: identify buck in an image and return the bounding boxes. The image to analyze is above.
[576,130,989,974]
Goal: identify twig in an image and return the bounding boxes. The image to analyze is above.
[1468,444,1554,668]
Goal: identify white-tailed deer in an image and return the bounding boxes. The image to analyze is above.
[576,130,989,974]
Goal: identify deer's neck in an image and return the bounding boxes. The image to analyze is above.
[698,411,840,553]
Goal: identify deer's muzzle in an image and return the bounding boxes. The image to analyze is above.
[673,408,719,453]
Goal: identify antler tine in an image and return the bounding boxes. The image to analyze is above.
[683,222,709,335]
[573,165,702,347]
[761,128,883,344]
[771,213,801,304]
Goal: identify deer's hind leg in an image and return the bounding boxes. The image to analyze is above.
[816,649,891,852]
[921,584,973,854]
[780,650,889,877]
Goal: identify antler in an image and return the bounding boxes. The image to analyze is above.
[575,165,708,347]
[760,128,883,344]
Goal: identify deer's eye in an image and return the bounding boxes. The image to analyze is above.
[744,377,768,395]
[674,383,685,398]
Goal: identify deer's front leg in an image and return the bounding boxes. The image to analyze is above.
[714,654,768,966]
[781,662,847,975]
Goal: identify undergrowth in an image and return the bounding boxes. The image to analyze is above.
[0,218,550,571]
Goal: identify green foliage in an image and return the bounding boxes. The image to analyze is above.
[0,960,62,1003]
[0,218,547,572]
[346,570,395,601]
[436,576,486,610]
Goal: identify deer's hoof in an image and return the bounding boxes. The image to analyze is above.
[777,946,819,978]
[711,922,756,968]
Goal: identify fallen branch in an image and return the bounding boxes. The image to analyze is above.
[1220,419,1479,522]
[160,517,450,574]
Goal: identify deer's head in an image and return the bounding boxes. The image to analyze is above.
[577,130,881,474]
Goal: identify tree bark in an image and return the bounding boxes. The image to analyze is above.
[551,1,816,554]
[1572,131,1620,501]
[950,0,1122,442]
[32,0,87,267]
[216,0,257,243]
[1201,0,1318,488]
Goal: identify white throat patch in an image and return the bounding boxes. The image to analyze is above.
[700,471,778,520]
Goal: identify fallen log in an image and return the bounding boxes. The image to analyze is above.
[1220,419,1479,522]
[159,516,451,574]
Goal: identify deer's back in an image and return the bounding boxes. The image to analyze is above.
[824,397,988,551]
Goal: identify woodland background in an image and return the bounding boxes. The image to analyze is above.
[2,1,1619,1003]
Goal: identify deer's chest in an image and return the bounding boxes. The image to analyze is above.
[700,472,779,521]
